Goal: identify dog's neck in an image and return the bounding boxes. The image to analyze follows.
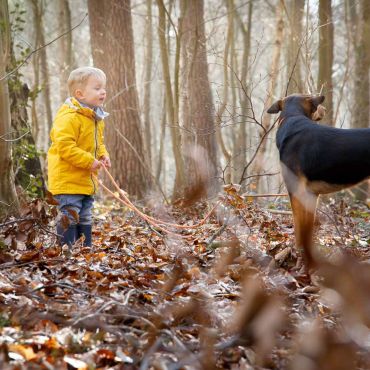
[278,112,310,124]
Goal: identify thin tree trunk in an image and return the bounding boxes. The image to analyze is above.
[353,0,370,129]
[352,0,370,199]
[252,1,284,191]
[156,95,166,182]
[286,0,305,95]
[0,0,19,217]
[57,0,74,101]
[216,0,234,184]
[317,0,334,124]
[30,0,52,155]
[143,0,153,167]
[234,1,253,187]
[88,0,149,197]
[180,0,219,200]
[156,0,185,198]
[229,12,238,184]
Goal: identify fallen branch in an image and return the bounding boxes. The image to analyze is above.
[242,193,289,198]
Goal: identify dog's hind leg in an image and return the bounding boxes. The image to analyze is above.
[289,191,318,268]
[280,163,318,268]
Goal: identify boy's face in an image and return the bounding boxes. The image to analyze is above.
[75,76,106,108]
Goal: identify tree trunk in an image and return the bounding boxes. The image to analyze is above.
[0,0,19,217]
[8,56,45,197]
[216,0,233,185]
[251,1,284,191]
[352,0,370,199]
[30,0,52,154]
[353,0,370,129]
[88,0,149,198]
[317,0,334,124]
[156,0,185,199]
[234,1,253,187]
[57,0,74,101]
[286,0,305,95]
[143,0,153,167]
[180,0,219,200]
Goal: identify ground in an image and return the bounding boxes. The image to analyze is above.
[0,186,369,369]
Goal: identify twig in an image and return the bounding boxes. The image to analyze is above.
[242,193,288,198]
[206,211,231,248]
[0,217,36,228]
[264,209,292,215]
[0,257,64,270]
[140,336,163,370]
[0,14,88,81]
[71,300,116,326]
[0,130,30,142]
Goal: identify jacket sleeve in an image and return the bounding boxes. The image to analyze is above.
[54,113,95,169]
[97,121,110,159]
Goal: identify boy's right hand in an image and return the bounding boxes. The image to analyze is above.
[91,159,102,171]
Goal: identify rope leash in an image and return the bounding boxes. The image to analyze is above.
[94,165,220,238]
[101,165,220,229]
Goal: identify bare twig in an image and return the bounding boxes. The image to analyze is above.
[0,14,88,81]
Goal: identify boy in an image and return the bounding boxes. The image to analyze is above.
[47,66,111,247]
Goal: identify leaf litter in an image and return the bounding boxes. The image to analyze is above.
[0,187,369,369]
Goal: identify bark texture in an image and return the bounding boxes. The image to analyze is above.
[0,0,19,217]
[88,0,149,197]
[180,0,219,199]
[317,0,334,124]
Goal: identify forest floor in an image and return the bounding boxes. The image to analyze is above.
[0,186,369,369]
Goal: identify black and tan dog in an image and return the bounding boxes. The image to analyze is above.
[267,94,370,267]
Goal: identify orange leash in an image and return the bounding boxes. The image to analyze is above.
[93,165,219,237]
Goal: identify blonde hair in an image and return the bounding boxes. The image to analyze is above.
[67,67,106,96]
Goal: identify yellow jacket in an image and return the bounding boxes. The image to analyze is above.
[47,98,109,195]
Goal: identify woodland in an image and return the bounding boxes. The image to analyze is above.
[0,0,370,369]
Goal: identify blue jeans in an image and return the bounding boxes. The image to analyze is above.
[54,194,94,225]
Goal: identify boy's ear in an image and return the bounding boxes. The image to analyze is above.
[75,89,84,99]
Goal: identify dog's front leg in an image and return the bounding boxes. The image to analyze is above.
[289,192,318,269]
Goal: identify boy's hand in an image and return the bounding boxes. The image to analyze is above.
[100,156,111,168]
[91,159,102,171]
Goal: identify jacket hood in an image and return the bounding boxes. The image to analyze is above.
[64,97,110,121]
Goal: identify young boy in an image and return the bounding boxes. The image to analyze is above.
[47,66,111,247]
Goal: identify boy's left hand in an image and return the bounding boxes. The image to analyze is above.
[99,156,111,168]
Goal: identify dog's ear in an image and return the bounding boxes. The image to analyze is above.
[267,100,282,114]
[310,95,325,108]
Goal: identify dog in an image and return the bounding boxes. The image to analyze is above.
[267,94,370,267]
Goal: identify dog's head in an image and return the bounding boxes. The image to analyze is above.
[267,94,325,121]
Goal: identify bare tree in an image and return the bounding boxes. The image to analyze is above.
[143,0,153,167]
[352,0,370,199]
[88,0,149,197]
[317,0,334,124]
[233,1,253,187]
[180,0,219,199]
[252,0,284,192]
[286,0,305,95]
[30,0,53,153]
[57,0,74,101]
[156,0,185,198]
[215,0,234,184]
[353,0,370,129]
[0,0,19,217]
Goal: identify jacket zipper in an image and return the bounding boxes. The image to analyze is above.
[91,119,98,193]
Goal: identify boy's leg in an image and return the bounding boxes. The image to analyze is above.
[55,194,84,246]
[57,223,77,246]
[77,195,94,247]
